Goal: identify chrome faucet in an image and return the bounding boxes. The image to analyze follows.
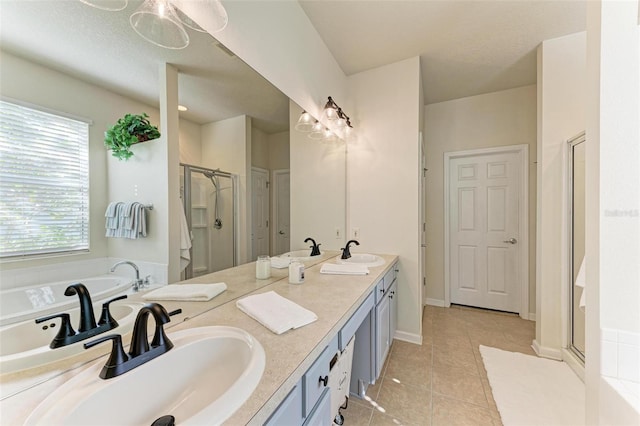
[35,283,127,349]
[110,260,146,291]
[341,240,360,259]
[84,303,182,380]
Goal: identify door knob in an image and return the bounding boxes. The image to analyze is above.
[503,238,517,244]
[279,231,285,235]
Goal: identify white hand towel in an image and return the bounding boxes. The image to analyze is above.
[236,291,317,335]
[143,283,227,302]
[320,263,370,275]
[270,257,291,269]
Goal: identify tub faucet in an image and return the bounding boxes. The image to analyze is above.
[341,240,360,259]
[304,237,322,256]
[84,303,182,380]
[110,260,146,291]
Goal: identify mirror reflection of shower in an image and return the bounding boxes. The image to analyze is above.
[181,164,238,279]
[203,170,223,230]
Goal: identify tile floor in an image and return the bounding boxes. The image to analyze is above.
[341,304,536,425]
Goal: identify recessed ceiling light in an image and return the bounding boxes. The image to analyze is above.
[178,105,188,112]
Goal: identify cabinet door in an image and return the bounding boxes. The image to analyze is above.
[375,294,391,379]
[389,280,398,343]
[302,388,331,426]
[264,383,303,426]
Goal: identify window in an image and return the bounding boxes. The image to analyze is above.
[0,99,90,258]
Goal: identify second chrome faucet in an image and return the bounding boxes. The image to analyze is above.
[110,260,149,292]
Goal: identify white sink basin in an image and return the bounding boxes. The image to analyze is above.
[0,302,144,375]
[26,326,265,426]
[336,253,386,267]
[280,249,314,261]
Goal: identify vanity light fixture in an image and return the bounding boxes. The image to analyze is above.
[295,110,314,132]
[130,0,189,50]
[78,0,128,11]
[79,0,228,49]
[308,120,325,140]
[322,96,354,140]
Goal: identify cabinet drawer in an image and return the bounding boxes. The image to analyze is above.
[383,265,396,289]
[339,291,374,350]
[264,382,302,426]
[375,278,385,303]
[303,337,337,418]
[302,388,331,426]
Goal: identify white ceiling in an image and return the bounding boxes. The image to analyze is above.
[300,0,587,104]
[0,1,587,130]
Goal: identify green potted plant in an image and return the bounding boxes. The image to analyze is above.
[104,113,161,160]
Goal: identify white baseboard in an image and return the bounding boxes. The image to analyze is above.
[393,331,422,345]
[532,339,563,360]
[425,298,446,307]
[527,312,536,321]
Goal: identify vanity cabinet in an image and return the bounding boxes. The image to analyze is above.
[264,336,337,425]
[375,265,398,379]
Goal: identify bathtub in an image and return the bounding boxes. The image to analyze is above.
[0,275,131,327]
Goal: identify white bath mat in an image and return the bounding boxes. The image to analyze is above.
[480,345,585,426]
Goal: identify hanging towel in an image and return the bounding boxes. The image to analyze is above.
[143,283,227,302]
[179,202,192,272]
[320,263,370,275]
[575,257,586,312]
[105,201,148,239]
[236,291,317,335]
[270,257,291,269]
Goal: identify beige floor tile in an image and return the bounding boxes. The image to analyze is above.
[432,344,478,376]
[370,410,425,426]
[364,376,384,402]
[432,394,495,426]
[340,398,373,426]
[432,332,471,350]
[385,354,431,390]
[481,378,500,416]
[390,340,432,363]
[375,380,431,426]
[432,365,488,407]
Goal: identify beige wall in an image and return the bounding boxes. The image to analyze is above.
[535,32,586,357]
[424,85,538,315]
[251,126,269,170]
[348,57,423,342]
[268,131,290,171]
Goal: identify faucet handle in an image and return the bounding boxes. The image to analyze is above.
[151,308,182,349]
[98,294,128,327]
[36,313,76,349]
[84,334,129,380]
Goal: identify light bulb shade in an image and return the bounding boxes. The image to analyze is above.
[171,0,228,33]
[309,122,325,140]
[79,0,128,11]
[130,0,189,49]
[294,111,314,132]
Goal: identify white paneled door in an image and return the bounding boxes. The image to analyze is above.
[449,151,521,313]
[251,167,269,260]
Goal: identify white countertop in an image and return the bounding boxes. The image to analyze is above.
[0,251,398,425]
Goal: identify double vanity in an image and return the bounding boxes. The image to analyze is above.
[0,250,399,425]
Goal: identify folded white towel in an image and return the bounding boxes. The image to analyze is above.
[142,283,227,302]
[320,263,369,275]
[236,291,317,335]
[179,202,192,272]
[270,257,291,269]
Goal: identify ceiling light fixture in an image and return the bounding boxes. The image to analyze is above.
[294,110,314,132]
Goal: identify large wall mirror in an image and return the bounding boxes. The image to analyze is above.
[0,0,346,391]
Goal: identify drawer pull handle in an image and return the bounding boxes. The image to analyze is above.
[319,375,329,387]
[379,288,384,293]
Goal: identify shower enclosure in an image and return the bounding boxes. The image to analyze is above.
[568,133,586,362]
[181,164,238,279]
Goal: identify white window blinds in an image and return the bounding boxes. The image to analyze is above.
[0,99,90,258]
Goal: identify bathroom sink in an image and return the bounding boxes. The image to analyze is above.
[26,326,265,426]
[336,253,386,267]
[280,249,314,261]
[0,302,144,375]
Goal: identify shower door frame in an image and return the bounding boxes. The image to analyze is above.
[566,133,586,364]
[181,163,238,279]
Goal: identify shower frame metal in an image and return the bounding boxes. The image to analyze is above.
[181,163,237,279]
